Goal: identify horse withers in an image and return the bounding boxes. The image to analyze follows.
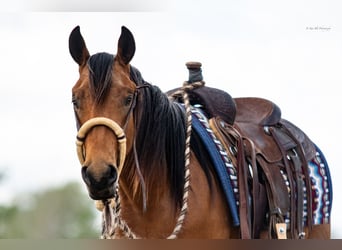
[68,26,332,239]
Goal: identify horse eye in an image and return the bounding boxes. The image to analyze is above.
[124,95,133,106]
[72,97,79,109]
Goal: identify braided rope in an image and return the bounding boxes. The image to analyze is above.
[101,186,138,239]
[101,81,204,239]
[166,81,195,239]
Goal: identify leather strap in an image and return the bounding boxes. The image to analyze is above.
[288,149,305,238]
[269,127,297,238]
[280,121,314,236]
[209,118,251,238]
[236,136,252,239]
[280,121,313,232]
[242,137,267,238]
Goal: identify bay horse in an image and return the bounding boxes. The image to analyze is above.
[68,26,332,239]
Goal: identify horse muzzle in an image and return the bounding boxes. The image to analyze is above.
[75,117,127,200]
[81,165,117,200]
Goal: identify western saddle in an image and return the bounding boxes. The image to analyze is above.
[168,62,316,239]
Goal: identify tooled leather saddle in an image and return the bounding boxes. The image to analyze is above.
[168,62,316,239]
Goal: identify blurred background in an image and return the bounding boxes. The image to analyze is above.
[0,181,99,238]
[1,0,341,238]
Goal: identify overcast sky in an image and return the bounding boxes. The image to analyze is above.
[1,0,341,238]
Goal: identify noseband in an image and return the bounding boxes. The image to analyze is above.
[76,117,127,173]
[75,84,148,176]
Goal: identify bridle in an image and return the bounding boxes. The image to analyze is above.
[76,117,127,173]
[74,83,146,238]
[75,84,145,178]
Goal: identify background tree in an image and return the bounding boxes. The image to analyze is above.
[0,181,100,238]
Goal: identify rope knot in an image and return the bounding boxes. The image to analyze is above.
[169,80,205,101]
[95,198,115,211]
[182,80,205,91]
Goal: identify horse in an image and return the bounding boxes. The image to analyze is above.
[68,25,332,239]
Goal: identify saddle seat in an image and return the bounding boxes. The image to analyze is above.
[233,97,315,162]
[234,97,281,126]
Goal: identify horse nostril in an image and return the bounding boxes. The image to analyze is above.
[107,165,117,185]
[81,167,91,186]
[81,165,117,189]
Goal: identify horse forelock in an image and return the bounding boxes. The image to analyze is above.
[129,65,145,86]
[87,52,115,104]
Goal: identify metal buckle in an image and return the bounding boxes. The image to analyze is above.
[298,231,306,239]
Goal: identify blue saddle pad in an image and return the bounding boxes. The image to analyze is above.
[190,107,240,226]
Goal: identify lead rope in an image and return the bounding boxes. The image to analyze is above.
[166,80,204,239]
[100,80,204,239]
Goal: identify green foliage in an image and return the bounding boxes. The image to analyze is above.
[0,182,100,238]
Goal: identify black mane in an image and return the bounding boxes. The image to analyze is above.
[125,66,186,207]
[87,52,114,104]
[128,67,213,208]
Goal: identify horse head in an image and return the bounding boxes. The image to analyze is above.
[69,26,137,200]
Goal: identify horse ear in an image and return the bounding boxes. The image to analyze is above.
[117,26,135,65]
[69,26,90,66]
